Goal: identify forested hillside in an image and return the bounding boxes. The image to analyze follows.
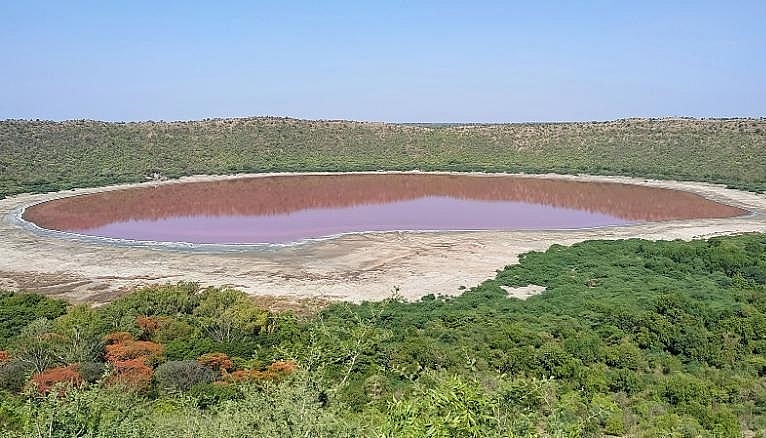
[2,234,766,436]
[1,117,765,198]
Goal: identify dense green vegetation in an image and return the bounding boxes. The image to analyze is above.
[1,117,765,198]
[2,234,766,436]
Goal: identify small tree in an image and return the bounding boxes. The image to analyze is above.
[193,288,270,343]
[12,318,64,373]
[51,304,107,364]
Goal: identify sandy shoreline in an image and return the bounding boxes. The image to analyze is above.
[1,171,765,304]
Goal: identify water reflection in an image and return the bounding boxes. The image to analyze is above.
[23,174,746,244]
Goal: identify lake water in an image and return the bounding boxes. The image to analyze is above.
[23,174,746,244]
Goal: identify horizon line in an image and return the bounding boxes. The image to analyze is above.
[3,115,765,125]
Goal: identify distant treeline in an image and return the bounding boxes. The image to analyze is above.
[1,117,764,198]
[1,234,766,436]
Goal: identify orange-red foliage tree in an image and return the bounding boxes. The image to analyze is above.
[197,352,234,373]
[135,315,171,339]
[102,332,164,390]
[104,333,164,364]
[108,358,153,388]
[30,364,84,394]
[0,350,9,363]
[267,360,298,374]
[102,331,134,344]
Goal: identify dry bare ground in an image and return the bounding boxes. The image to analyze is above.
[1,172,764,305]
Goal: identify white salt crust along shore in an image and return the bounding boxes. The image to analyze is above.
[1,172,765,304]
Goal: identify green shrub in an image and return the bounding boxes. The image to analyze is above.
[154,360,216,392]
[0,361,31,393]
[78,362,106,383]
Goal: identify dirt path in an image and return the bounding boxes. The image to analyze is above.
[1,172,765,305]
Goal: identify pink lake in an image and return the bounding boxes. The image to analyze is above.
[23,174,746,244]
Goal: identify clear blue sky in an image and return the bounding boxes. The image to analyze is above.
[1,1,764,122]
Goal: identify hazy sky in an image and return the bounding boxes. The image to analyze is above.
[1,0,764,122]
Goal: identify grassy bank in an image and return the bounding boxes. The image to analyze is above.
[1,117,764,198]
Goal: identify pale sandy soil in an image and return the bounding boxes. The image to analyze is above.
[1,172,765,305]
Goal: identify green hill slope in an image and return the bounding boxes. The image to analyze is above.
[1,117,764,197]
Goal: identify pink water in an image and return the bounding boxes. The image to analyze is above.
[23,174,746,244]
